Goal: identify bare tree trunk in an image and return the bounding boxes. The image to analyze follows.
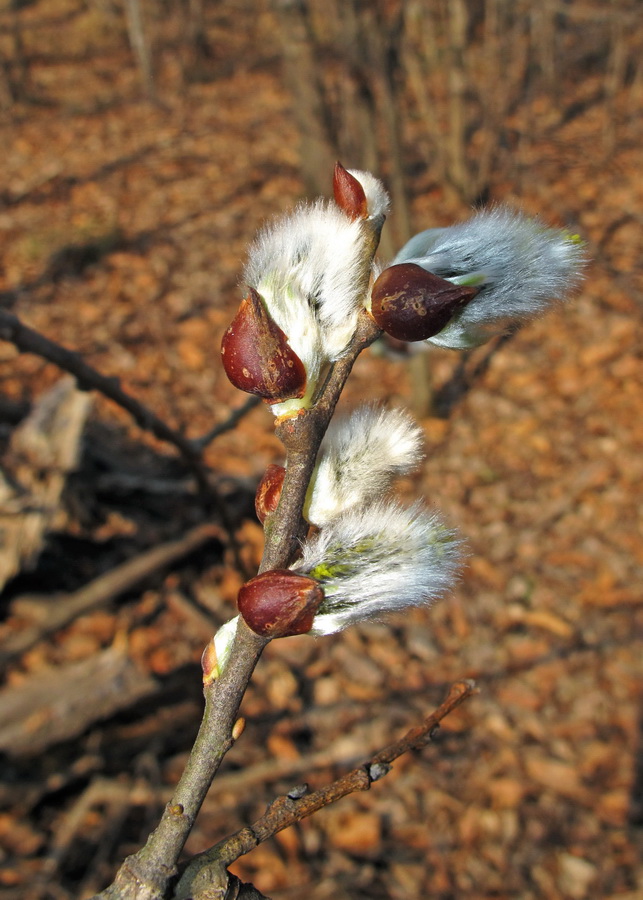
[530,0,557,91]
[0,51,13,109]
[182,0,210,83]
[271,0,411,257]
[445,0,469,199]
[123,0,155,99]
[271,0,336,195]
[354,2,412,250]
[603,0,629,152]
[476,0,528,202]
[402,1,448,188]
[0,8,30,107]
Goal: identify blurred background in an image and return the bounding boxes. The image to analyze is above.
[0,1,641,897]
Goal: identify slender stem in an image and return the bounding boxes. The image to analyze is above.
[263,313,381,571]
[93,317,382,900]
[91,207,384,899]
[95,621,269,900]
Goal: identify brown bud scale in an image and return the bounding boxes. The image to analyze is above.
[371,263,479,342]
[333,161,368,221]
[221,288,307,401]
[201,639,219,685]
[238,569,324,638]
[232,717,246,741]
[256,464,286,524]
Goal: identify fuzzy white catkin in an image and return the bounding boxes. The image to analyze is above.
[292,500,461,635]
[244,200,378,415]
[305,405,424,526]
[347,168,391,220]
[245,200,366,363]
[392,207,586,349]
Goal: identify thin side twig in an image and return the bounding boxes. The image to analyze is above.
[432,328,518,418]
[174,679,476,899]
[193,396,262,450]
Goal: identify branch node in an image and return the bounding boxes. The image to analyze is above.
[286,783,309,801]
[368,762,391,783]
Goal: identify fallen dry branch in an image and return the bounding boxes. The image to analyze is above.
[0,644,159,756]
[0,522,224,668]
[0,749,104,812]
[45,776,163,882]
[0,377,91,590]
[0,309,217,505]
[174,680,476,899]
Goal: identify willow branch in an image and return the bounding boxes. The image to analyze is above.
[261,312,381,571]
[89,208,384,899]
[91,618,269,900]
[91,314,383,900]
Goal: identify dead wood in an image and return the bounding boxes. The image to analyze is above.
[0,308,219,504]
[0,377,92,592]
[0,308,250,570]
[0,643,159,757]
[45,776,163,882]
[0,522,224,668]
[0,750,103,812]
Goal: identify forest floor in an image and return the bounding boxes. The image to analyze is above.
[0,2,641,899]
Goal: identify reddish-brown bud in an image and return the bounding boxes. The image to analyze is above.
[221,288,307,401]
[237,569,324,638]
[370,263,479,342]
[255,464,286,524]
[333,161,368,221]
